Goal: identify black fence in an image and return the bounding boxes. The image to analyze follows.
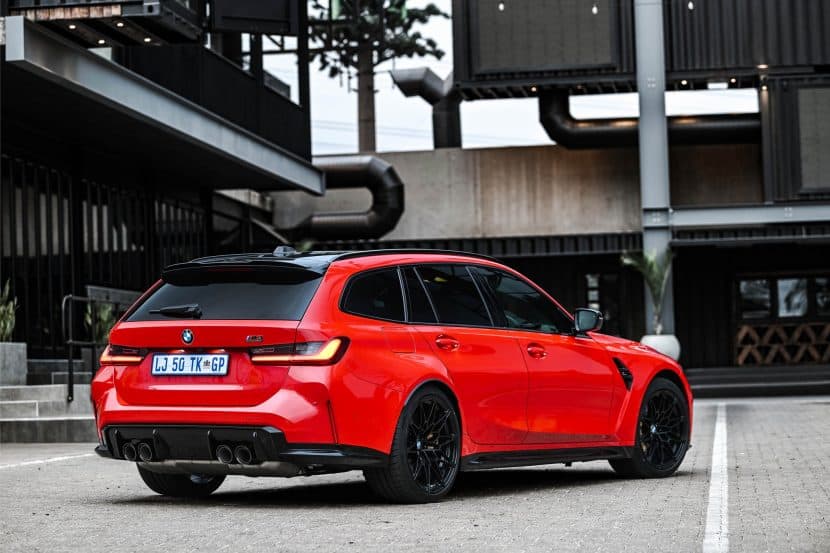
[0,153,208,358]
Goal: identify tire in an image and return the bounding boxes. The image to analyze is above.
[363,385,461,503]
[610,377,690,478]
[137,465,225,497]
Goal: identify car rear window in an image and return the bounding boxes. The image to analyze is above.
[127,268,322,321]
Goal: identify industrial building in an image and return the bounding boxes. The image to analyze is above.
[1,0,829,424]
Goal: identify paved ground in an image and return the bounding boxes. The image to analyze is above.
[1,396,828,553]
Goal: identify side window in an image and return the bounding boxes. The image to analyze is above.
[402,267,438,323]
[342,268,405,322]
[475,267,573,334]
[417,265,492,327]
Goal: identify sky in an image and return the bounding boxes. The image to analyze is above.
[264,0,759,156]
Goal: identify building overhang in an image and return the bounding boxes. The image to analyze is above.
[1,16,324,195]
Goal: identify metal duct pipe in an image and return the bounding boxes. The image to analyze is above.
[539,89,761,148]
[390,67,461,149]
[295,155,404,240]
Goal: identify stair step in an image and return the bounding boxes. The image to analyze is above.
[38,399,95,417]
[27,359,85,373]
[0,400,39,418]
[0,416,97,443]
[0,384,90,402]
[50,372,93,385]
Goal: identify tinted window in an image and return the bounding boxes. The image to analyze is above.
[817,278,830,316]
[128,269,321,321]
[402,267,437,323]
[418,265,492,326]
[342,268,405,321]
[739,279,770,319]
[475,267,573,333]
[777,278,808,318]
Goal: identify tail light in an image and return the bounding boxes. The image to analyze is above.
[100,345,146,365]
[249,337,348,365]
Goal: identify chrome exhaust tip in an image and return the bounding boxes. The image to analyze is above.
[234,445,253,465]
[216,444,234,464]
[137,442,154,462]
[122,442,137,462]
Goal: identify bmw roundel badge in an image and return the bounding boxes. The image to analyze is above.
[181,329,194,344]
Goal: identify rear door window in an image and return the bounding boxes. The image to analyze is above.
[402,267,438,324]
[127,268,322,321]
[341,268,406,322]
[417,264,492,327]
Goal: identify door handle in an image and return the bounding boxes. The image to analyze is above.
[435,334,460,351]
[527,343,547,359]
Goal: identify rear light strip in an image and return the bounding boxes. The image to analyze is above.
[249,338,348,365]
[100,345,146,365]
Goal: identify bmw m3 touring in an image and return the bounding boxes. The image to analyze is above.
[92,249,692,503]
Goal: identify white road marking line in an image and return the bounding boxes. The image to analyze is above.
[703,403,729,553]
[0,453,95,470]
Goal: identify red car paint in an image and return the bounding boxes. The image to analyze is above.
[92,251,692,463]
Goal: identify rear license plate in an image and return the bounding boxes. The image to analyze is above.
[151,354,229,376]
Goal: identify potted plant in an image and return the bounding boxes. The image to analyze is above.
[82,302,116,373]
[0,279,27,385]
[620,249,681,360]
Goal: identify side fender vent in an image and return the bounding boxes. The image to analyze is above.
[613,357,634,391]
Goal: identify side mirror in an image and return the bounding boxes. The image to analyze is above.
[574,308,603,334]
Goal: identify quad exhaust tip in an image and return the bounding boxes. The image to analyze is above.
[234,445,253,465]
[122,442,137,462]
[216,444,234,464]
[137,442,154,462]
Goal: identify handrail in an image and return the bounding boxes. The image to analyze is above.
[60,295,116,402]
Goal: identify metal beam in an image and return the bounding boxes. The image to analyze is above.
[670,203,830,229]
[3,16,324,195]
[635,0,674,335]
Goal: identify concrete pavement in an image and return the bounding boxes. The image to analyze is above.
[1,396,828,552]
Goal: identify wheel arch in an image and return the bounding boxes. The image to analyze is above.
[404,378,463,437]
[652,368,691,406]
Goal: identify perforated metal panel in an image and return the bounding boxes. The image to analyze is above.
[799,88,830,192]
[471,0,616,74]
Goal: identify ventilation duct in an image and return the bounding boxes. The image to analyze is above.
[291,155,404,240]
[539,89,760,148]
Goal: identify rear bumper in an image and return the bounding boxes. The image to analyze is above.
[97,424,387,476]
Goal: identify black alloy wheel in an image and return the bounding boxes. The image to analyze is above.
[610,377,690,478]
[364,385,461,503]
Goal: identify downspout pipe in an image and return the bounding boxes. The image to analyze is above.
[539,89,760,148]
[294,155,404,240]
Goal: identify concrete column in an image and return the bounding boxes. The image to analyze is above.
[634,0,675,335]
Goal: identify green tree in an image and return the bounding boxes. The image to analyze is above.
[309,0,448,151]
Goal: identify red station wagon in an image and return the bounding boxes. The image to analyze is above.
[92,248,693,503]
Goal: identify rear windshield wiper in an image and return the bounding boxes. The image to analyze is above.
[148,304,202,319]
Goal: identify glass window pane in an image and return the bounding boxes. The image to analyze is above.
[777,278,808,318]
[417,265,492,327]
[475,267,574,334]
[403,267,437,324]
[342,269,405,322]
[816,277,830,316]
[739,279,770,319]
[128,270,321,321]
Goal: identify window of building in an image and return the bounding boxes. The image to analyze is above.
[341,268,405,322]
[417,265,492,327]
[739,279,771,319]
[402,267,438,324]
[777,278,808,318]
[474,267,573,334]
[814,277,830,316]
